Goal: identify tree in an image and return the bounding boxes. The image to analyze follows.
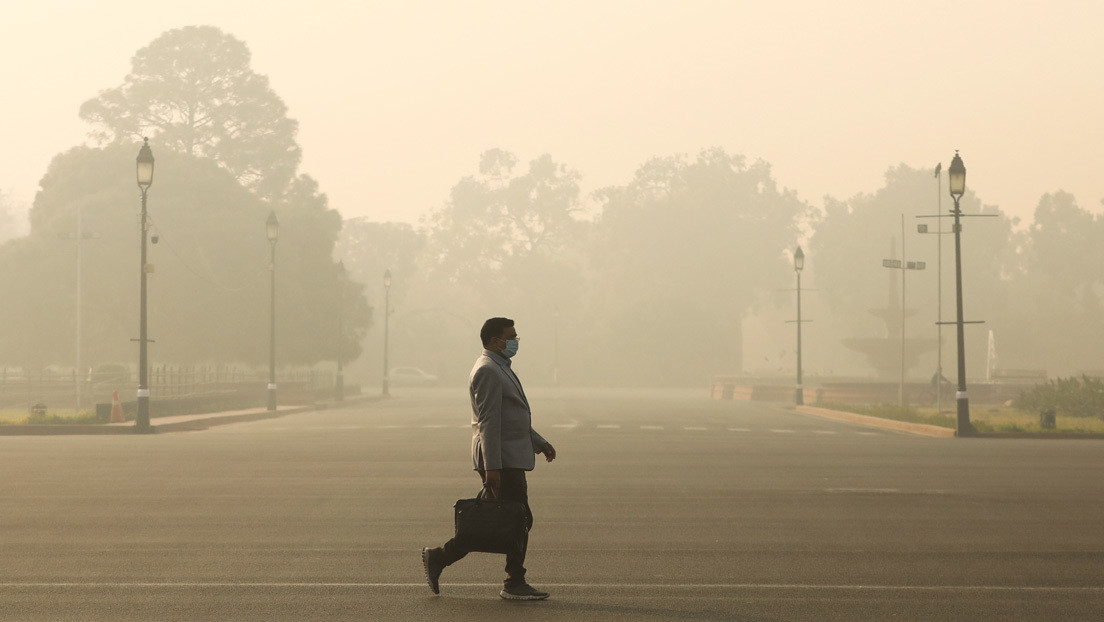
[79,26,301,201]
[424,149,585,288]
[335,219,425,382]
[1001,192,1104,373]
[420,149,590,384]
[592,148,811,383]
[0,143,368,370]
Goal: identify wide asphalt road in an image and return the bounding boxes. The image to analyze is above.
[1,387,1101,621]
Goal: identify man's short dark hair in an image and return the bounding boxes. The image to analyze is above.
[480,317,514,346]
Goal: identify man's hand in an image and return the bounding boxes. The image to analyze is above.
[540,442,557,463]
[483,469,502,497]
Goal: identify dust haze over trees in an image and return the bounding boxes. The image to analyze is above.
[0,26,366,373]
[3,23,1102,386]
[343,154,1102,387]
[79,25,301,202]
[0,190,29,245]
[1001,192,1104,372]
[590,149,810,384]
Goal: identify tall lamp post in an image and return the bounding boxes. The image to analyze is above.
[793,246,805,405]
[266,211,279,411]
[335,261,345,402]
[948,151,971,435]
[382,269,392,397]
[135,138,154,432]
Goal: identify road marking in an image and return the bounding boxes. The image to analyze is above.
[814,430,838,434]
[420,424,447,428]
[770,429,795,433]
[380,425,405,429]
[728,427,751,432]
[683,426,707,431]
[640,425,664,430]
[857,431,880,436]
[596,424,620,429]
[0,582,1099,592]
[826,488,901,494]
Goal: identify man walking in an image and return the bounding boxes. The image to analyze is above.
[422,317,557,600]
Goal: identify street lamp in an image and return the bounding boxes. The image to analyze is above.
[948,151,971,435]
[266,211,279,411]
[135,138,154,432]
[335,261,345,402]
[793,246,805,405]
[382,269,391,397]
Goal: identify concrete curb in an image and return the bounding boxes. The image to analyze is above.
[150,405,317,432]
[0,394,383,436]
[795,405,957,438]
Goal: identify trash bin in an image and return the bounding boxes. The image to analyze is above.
[96,403,111,422]
[1039,409,1056,430]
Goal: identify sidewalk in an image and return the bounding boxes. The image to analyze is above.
[0,395,381,436]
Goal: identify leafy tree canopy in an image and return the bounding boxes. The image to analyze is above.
[79,25,301,201]
[0,143,367,369]
[424,148,585,294]
[592,147,811,379]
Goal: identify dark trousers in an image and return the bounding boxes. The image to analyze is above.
[437,468,532,584]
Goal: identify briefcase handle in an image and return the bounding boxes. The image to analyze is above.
[477,485,499,500]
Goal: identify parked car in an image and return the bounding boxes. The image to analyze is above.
[389,367,439,387]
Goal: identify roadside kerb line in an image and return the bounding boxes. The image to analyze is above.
[795,405,956,438]
[0,582,1099,592]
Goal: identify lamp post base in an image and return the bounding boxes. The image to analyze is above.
[956,394,973,436]
[267,385,277,411]
[135,396,152,433]
[335,373,344,402]
[794,387,804,406]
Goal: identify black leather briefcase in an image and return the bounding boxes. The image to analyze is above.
[453,490,529,554]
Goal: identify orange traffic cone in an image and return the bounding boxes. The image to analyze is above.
[110,390,125,423]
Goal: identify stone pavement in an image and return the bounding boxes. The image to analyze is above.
[0,394,381,435]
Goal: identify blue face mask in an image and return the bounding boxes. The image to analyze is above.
[502,339,519,358]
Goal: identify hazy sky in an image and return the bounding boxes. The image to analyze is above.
[2,0,1102,225]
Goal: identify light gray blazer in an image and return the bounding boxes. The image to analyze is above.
[469,350,548,471]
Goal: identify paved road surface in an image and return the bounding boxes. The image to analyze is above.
[1,388,1102,620]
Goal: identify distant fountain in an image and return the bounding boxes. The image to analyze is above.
[842,238,937,378]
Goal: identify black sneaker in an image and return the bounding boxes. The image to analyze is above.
[421,547,443,595]
[499,581,549,601]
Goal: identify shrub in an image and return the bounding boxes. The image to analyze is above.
[1013,375,1104,420]
[24,409,100,425]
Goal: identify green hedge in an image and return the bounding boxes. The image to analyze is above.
[1013,375,1104,420]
